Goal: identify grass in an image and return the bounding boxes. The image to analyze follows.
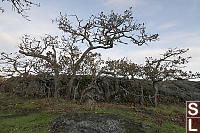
[0,112,57,133]
[145,104,186,115]
[0,92,186,133]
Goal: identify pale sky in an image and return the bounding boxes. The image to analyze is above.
[0,0,200,73]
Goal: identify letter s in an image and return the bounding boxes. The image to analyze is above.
[188,103,198,116]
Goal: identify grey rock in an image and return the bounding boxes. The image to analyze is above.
[49,113,146,133]
[159,80,200,101]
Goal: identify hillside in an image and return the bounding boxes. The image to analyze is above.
[0,92,185,133]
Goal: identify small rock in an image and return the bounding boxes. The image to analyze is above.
[141,122,150,129]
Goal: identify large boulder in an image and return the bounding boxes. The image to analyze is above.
[159,80,200,101]
[80,78,200,104]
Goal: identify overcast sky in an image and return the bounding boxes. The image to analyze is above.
[0,0,200,73]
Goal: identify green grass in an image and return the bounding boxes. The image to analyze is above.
[0,92,186,133]
[0,112,57,133]
[143,122,185,133]
[145,104,185,115]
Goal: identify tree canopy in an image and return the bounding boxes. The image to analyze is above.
[0,0,39,20]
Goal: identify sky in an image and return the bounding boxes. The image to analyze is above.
[0,0,200,74]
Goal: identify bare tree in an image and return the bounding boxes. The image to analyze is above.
[18,34,104,99]
[0,52,34,77]
[1,0,39,20]
[56,7,158,99]
[18,35,61,98]
[141,48,200,106]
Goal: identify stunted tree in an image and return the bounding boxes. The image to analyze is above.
[56,7,158,99]
[18,34,104,99]
[19,35,61,98]
[141,48,200,106]
[0,0,39,20]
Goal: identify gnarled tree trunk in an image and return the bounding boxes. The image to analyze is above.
[153,82,159,106]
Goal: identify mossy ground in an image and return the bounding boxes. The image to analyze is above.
[0,92,185,133]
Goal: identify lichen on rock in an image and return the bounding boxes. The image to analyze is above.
[49,112,146,133]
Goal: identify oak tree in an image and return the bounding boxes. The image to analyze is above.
[56,7,158,99]
[141,48,200,106]
[19,35,61,98]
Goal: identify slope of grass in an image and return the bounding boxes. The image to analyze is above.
[0,112,57,133]
[0,92,186,133]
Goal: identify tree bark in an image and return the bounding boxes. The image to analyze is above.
[139,82,144,105]
[153,82,159,106]
[54,67,60,98]
[67,75,76,99]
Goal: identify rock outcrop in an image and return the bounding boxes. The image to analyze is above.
[49,113,146,133]
[1,75,200,103]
